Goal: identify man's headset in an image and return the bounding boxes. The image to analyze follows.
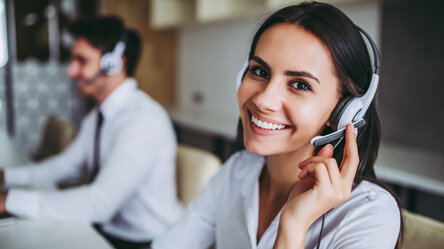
[236,26,380,147]
[84,31,128,84]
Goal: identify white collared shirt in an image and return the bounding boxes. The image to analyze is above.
[4,78,183,242]
[152,150,400,249]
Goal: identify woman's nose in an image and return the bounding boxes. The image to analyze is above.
[252,78,284,112]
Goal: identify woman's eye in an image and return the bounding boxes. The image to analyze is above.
[250,66,269,79]
[290,81,311,91]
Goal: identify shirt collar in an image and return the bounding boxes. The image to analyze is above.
[238,151,264,247]
[238,151,265,197]
[98,78,137,121]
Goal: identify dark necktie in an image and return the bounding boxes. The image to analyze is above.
[90,111,104,183]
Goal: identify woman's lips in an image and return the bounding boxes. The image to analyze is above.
[248,111,291,135]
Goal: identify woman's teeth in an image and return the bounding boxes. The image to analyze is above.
[251,114,285,130]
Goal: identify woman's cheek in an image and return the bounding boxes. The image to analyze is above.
[289,101,327,136]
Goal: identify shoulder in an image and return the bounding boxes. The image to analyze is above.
[203,150,263,189]
[188,150,263,210]
[349,180,399,213]
[128,89,166,114]
[115,89,172,128]
[106,93,176,148]
[220,150,264,180]
[340,180,400,223]
[329,180,400,248]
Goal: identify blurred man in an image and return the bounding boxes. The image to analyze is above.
[0,16,183,249]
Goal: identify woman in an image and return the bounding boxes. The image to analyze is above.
[153,2,402,248]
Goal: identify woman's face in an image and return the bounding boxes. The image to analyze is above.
[237,23,341,156]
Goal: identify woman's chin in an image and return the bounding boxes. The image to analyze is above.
[244,138,314,157]
[244,141,279,156]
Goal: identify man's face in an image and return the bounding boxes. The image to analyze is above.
[67,38,106,98]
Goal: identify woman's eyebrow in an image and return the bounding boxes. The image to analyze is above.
[285,70,320,84]
[251,56,270,70]
[252,55,320,84]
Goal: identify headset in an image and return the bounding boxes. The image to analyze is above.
[84,31,128,84]
[236,26,379,148]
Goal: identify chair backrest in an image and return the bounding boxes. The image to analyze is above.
[176,145,221,207]
[33,116,76,161]
[402,209,444,249]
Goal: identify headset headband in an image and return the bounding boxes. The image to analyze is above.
[355,26,379,75]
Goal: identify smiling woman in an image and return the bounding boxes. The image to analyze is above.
[152,2,402,249]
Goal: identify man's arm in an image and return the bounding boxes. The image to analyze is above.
[3,120,88,188]
[5,113,173,222]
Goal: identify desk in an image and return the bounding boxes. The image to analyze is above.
[0,131,113,249]
[375,143,444,197]
[0,131,29,167]
[0,220,112,249]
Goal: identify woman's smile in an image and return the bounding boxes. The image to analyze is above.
[248,110,292,136]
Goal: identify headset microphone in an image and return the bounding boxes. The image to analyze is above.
[311,119,366,146]
[83,71,104,85]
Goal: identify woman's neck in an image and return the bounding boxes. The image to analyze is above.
[263,144,316,196]
[256,144,316,243]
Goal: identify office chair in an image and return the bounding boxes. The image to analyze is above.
[33,116,76,161]
[176,145,221,206]
[401,209,444,249]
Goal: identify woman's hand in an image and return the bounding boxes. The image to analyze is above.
[274,123,359,249]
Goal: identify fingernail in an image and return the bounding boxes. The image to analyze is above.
[348,123,357,135]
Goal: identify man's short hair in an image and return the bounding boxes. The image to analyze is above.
[68,16,141,76]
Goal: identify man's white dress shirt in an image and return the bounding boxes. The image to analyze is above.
[152,150,400,249]
[4,78,183,242]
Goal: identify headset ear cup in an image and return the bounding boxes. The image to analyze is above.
[236,59,250,90]
[330,96,354,131]
[100,52,122,75]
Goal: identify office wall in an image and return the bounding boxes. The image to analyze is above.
[379,0,444,155]
[177,1,381,118]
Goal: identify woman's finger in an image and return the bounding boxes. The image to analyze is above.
[299,157,341,183]
[299,156,334,168]
[299,162,331,186]
[299,144,333,168]
[317,144,334,157]
[340,123,359,182]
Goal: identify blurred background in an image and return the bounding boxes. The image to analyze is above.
[0,0,442,222]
